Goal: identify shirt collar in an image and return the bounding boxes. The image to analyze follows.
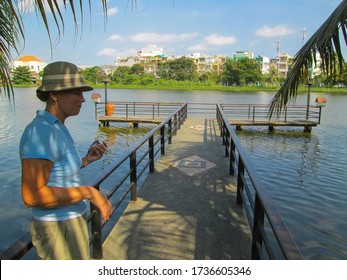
[36,110,60,125]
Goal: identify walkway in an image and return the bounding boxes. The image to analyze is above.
[102,118,252,260]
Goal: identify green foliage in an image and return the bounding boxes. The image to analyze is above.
[11,66,33,85]
[222,58,262,86]
[157,57,197,81]
[109,66,131,83]
[130,64,145,75]
[81,66,106,84]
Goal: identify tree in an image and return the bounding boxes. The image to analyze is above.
[269,0,347,116]
[222,58,262,86]
[130,64,145,75]
[82,66,106,84]
[157,57,197,81]
[11,66,33,85]
[110,66,131,83]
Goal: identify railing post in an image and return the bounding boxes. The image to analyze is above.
[149,136,154,173]
[178,112,181,129]
[174,114,178,135]
[229,138,235,176]
[236,156,244,205]
[253,106,256,122]
[126,104,129,119]
[161,125,165,155]
[152,104,155,119]
[252,194,265,260]
[222,123,226,146]
[90,202,103,259]
[225,127,230,157]
[130,152,137,201]
[168,119,172,144]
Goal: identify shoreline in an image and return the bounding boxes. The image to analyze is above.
[11,84,347,94]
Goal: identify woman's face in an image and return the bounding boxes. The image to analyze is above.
[55,90,86,118]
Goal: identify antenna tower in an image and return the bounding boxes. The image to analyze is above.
[276,37,280,58]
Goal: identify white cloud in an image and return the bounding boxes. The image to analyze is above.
[107,7,119,16]
[108,34,123,41]
[98,48,118,57]
[98,48,138,58]
[203,34,237,46]
[17,0,35,13]
[17,0,65,13]
[129,32,198,43]
[187,44,206,53]
[256,25,295,37]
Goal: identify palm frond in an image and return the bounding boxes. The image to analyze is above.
[269,0,347,117]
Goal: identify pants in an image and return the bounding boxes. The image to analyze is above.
[30,216,90,260]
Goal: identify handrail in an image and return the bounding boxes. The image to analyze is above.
[220,103,321,124]
[216,103,303,260]
[95,101,184,120]
[0,103,188,260]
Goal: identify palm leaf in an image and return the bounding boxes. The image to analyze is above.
[269,0,347,116]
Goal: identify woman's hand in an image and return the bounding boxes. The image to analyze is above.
[88,187,112,221]
[82,141,108,167]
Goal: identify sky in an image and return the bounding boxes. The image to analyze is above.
[14,0,343,67]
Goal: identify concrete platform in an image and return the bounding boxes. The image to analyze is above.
[102,118,252,260]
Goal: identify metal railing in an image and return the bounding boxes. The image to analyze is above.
[0,103,188,260]
[95,101,184,120]
[220,104,322,124]
[216,104,303,260]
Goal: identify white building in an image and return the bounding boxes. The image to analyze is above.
[137,45,164,57]
[255,55,270,74]
[11,55,47,73]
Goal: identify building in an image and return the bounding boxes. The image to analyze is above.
[186,53,226,74]
[255,55,270,75]
[277,53,294,77]
[232,51,254,61]
[11,55,47,74]
[137,44,164,58]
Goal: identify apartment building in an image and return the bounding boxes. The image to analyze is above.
[277,53,294,77]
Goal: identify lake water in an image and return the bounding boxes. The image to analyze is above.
[0,87,346,260]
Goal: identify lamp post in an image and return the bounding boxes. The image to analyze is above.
[103,78,109,115]
[306,60,314,120]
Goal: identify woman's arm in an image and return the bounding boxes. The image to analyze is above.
[21,158,111,220]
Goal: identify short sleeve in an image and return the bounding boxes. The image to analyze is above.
[19,122,59,162]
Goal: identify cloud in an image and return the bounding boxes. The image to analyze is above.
[256,25,295,37]
[107,7,119,16]
[187,44,206,53]
[129,32,198,43]
[203,34,236,46]
[98,48,138,58]
[98,48,118,57]
[17,0,35,13]
[108,34,123,41]
[17,0,65,13]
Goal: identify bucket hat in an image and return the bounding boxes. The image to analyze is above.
[37,61,93,101]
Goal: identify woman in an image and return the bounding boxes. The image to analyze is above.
[19,61,112,260]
